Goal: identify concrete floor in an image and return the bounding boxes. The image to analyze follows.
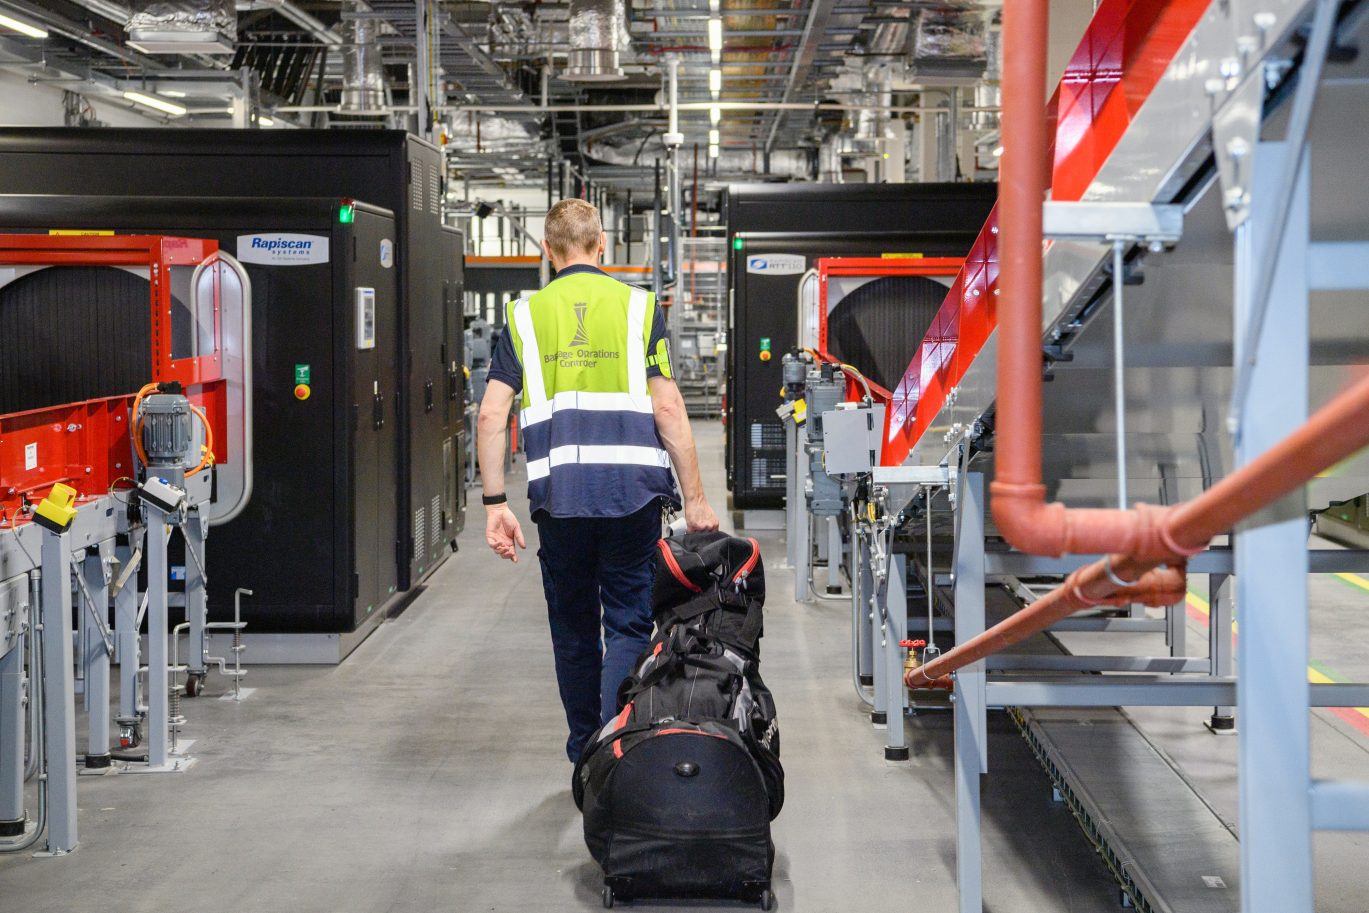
[0,422,1123,913]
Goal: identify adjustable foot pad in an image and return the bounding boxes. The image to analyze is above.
[884,746,910,762]
[84,753,112,770]
[0,818,25,837]
[870,711,887,725]
[859,674,874,687]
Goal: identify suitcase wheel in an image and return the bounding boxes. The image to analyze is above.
[601,886,614,909]
[759,889,774,911]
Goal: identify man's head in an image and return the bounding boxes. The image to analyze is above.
[542,198,605,269]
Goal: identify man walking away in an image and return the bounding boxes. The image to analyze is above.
[476,198,719,762]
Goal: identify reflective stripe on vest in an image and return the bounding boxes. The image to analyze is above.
[510,297,546,408]
[526,444,672,482]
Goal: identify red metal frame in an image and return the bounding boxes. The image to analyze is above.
[815,257,966,465]
[884,0,1210,466]
[0,234,229,515]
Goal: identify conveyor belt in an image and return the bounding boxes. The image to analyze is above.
[1011,708,1239,913]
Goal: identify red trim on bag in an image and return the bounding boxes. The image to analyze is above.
[653,642,663,656]
[658,539,702,592]
[732,538,761,585]
[613,740,623,759]
[612,701,633,731]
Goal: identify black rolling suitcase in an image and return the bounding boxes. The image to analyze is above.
[573,532,783,909]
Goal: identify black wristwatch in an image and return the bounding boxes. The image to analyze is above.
[482,493,508,506]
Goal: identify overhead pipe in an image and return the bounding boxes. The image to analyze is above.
[907,0,1369,690]
[910,368,1369,690]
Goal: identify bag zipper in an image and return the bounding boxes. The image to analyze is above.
[658,539,702,592]
[731,538,761,586]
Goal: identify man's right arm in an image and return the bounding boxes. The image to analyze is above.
[648,374,719,532]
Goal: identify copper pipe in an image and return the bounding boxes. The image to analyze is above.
[990,0,1187,559]
[910,371,1369,690]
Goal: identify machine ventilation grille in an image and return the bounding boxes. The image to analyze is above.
[429,162,440,216]
[431,495,442,543]
[414,506,427,558]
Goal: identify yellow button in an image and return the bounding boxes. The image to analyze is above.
[294,384,311,401]
[759,350,772,362]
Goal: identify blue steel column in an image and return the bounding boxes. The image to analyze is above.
[184,507,208,677]
[39,527,77,853]
[1235,142,1312,913]
[145,514,172,770]
[0,613,23,832]
[883,554,909,760]
[79,550,110,767]
[954,472,987,913]
[114,531,143,727]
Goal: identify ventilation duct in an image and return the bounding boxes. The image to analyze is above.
[583,129,812,179]
[910,8,988,82]
[865,9,910,58]
[339,11,386,113]
[564,0,629,82]
[126,0,236,54]
[445,115,543,154]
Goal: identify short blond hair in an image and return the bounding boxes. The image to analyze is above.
[544,199,602,260]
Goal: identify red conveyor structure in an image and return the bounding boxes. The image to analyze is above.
[0,234,228,517]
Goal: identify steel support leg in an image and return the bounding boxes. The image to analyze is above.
[145,514,172,770]
[184,507,208,678]
[0,631,24,833]
[883,554,909,760]
[784,419,799,571]
[114,531,143,730]
[794,427,813,603]
[954,472,987,913]
[1208,573,1235,730]
[79,550,110,767]
[39,528,77,853]
[862,533,886,725]
[1234,141,1312,913]
[852,526,873,688]
[826,516,844,594]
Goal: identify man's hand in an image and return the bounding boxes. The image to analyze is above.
[485,504,527,562]
[684,496,720,533]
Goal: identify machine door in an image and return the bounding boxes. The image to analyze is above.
[348,209,401,626]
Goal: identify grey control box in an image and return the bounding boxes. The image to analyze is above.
[820,404,887,475]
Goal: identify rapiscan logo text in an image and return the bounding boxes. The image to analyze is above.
[236,233,331,266]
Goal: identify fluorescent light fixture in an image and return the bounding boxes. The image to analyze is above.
[708,17,722,63]
[123,91,187,117]
[709,0,720,11]
[259,116,275,127]
[708,144,719,159]
[709,68,721,96]
[161,89,187,98]
[991,145,1004,158]
[709,105,720,125]
[708,129,720,145]
[0,12,48,39]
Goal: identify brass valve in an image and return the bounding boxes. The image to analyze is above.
[900,639,926,676]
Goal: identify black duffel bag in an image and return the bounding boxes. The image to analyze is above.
[572,532,783,909]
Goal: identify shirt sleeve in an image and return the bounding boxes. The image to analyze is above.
[646,302,672,380]
[486,324,523,394]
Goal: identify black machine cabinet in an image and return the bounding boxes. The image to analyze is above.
[0,196,400,634]
[0,128,464,593]
[723,183,997,511]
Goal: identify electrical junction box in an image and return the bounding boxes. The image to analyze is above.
[356,287,377,349]
[139,476,186,514]
[821,404,887,476]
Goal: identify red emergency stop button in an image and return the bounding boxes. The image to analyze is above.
[294,384,311,401]
[759,350,772,362]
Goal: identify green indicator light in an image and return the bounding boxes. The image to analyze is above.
[339,201,355,224]
[759,337,771,352]
[732,236,744,250]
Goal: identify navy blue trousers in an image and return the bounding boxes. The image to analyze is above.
[536,502,661,762]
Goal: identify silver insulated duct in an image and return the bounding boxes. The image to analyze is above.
[126,0,236,54]
[564,0,629,82]
[340,12,386,113]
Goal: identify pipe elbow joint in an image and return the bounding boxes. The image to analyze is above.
[990,481,1068,556]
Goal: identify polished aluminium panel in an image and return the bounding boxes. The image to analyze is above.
[909,2,1369,513]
